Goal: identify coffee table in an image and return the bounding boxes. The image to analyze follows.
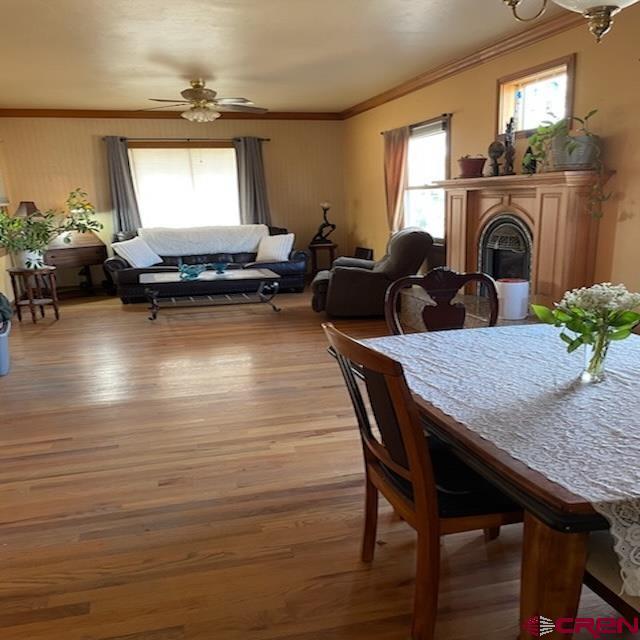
[139,268,281,320]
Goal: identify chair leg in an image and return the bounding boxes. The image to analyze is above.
[484,527,500,542]
[361,477,378,563]
[412,530,440,640]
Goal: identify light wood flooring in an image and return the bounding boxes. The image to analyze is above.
[0,293,620,639]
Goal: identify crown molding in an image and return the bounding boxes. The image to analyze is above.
[0,14,584,123]
[340,12,584,119]
[0,109,343,121]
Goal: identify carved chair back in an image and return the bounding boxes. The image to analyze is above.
[385,267,499,335]
[322,323,438,519]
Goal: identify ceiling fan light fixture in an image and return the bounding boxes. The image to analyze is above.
[181,106,221,123]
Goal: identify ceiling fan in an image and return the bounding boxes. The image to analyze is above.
[144,79,268,122]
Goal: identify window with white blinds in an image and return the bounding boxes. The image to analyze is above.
[129,146,240,228]
[404,116,449,241]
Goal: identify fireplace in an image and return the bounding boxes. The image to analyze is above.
[479,214,532,281]
[436,172,603,304]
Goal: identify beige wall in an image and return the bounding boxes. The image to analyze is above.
[344,6,640,290]
[2,10,639,297]
[0,117,345,294]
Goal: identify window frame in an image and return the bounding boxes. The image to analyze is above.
[403,113,451,242]
[496,54,576,139]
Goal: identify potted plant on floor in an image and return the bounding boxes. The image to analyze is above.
[0,292,12,376]
[0,189,102,268]
[525,110,610,217]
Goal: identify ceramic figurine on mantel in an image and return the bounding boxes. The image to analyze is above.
[310,202,336,245]
[522,145,538,175]
[502,117,516,176]
[488,140,505,177]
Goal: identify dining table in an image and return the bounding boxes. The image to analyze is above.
[362,324,640,640]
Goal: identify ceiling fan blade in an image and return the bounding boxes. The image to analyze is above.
[149,98,191,103]
[215,97,252,105]
[138,104,188,111]
[216,104,268,114]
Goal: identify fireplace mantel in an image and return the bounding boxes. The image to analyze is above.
[433,171,608,304]
[434,170,611,191]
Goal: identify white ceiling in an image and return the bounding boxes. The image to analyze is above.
[0,0,564,112]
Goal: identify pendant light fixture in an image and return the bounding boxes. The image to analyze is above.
[502,0,640,41]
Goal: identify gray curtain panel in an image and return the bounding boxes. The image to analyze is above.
[233,137,272,225]
[105,136,142,234]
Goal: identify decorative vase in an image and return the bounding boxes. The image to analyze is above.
[15,250,44,269]
[581,335,610,384]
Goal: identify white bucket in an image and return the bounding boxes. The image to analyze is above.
[496,279,529,320]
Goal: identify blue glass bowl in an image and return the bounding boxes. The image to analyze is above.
[178,264,206,280]
[212,262,228,274]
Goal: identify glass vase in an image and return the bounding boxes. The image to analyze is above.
[581,334,610,384]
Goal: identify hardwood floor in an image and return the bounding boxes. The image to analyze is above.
[0,294,619,639]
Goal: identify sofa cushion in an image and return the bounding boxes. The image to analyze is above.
[255,233,295,263]
[112,237,162,268]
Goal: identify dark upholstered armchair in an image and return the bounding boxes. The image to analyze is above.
[311,228,434,317]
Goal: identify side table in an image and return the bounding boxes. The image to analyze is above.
[8,267,60,324]
[309,242,337,275]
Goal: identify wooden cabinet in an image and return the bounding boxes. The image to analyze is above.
[44,231,108,292]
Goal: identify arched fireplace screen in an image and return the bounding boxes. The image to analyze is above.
[478,214,533,282]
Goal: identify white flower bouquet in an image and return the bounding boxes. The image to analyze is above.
[532,283,640,382]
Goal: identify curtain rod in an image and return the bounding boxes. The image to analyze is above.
[380,113,451,136]
[102,136,270,142]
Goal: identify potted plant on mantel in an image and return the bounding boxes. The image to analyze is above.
[0,189,102,268]
[524,110,610,218]
[458,155,488,178]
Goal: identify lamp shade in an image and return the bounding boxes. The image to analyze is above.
[553,0,639,11]
[15,201,38,217]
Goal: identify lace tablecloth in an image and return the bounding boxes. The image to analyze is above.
[364,325,640,595]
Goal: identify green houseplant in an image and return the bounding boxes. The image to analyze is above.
[525,110,610,218]
[0,189,102,268]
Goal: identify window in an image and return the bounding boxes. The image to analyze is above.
[497,55,575,135]
[403,116,449,240]
[129,144,240,228]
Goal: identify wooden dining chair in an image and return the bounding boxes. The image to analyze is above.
[323,323,522,640]
[584,531,640,622]
[385,266,499,335]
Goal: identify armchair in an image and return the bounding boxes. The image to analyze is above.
[311,228,434,317]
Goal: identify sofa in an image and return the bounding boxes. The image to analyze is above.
[104,225,308,303]
[311,228,434,317]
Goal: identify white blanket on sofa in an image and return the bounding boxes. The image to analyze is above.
[138,225,269,257]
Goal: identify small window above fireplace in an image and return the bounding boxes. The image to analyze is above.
[497,54,575,136]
